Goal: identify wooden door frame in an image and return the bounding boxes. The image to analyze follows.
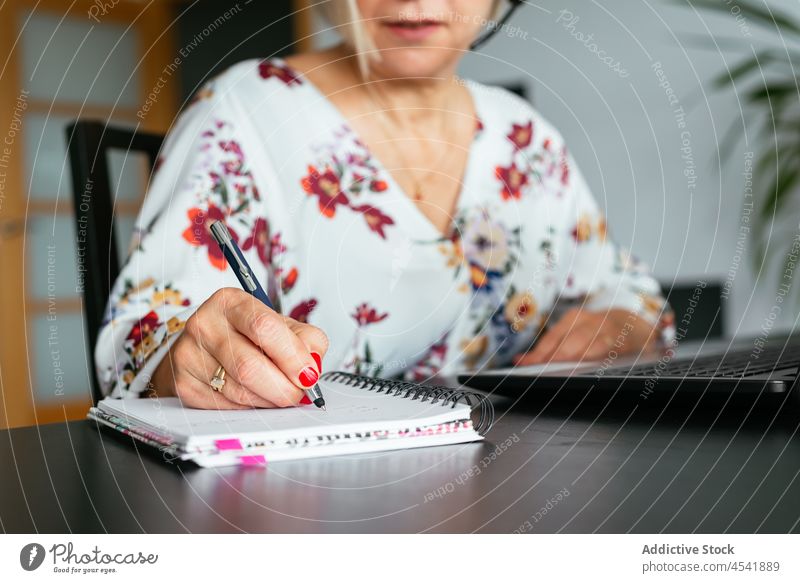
[0,1,30,429]
[1,0,311,428]
[0,0,181,429]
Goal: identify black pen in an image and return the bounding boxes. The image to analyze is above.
[209,220,326,410]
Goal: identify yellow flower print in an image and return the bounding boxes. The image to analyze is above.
[572,214,593,242]
[439,241,464,269]
[152,288,185,308]
[167,316,185,335]
[121,369,135,386]
[193,86,214,102]
[640,293,663,316]
[119,277,155,304]
[505,291,538,332]
[133,333,157,361]
[470,264,490,289]
[460,335,489,366]
[597,216,608,241]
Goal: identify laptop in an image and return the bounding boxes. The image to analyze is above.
[457,334,800,404]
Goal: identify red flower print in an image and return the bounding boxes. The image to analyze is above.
[301,165,350,218]
[560,146,570,185]
[182,205,237,270]
[257,60,302,86]
[222,159,242,176]
[281,267,298,293]
[289,299,317,323]
[270,232,287,258]
[495,163,529,200]
[370,179,388,192]
[218,140,243,158]
[126,311,161,347]
[350,204,395,239]
[476,117,484,133]
[352,303,388,326]
[409,337,449,382]
[242,217,270,266]
[429,340,448,360]
[507,120,533,150]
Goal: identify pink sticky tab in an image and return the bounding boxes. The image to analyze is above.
[240,455,266,466]
[214,439,243,451]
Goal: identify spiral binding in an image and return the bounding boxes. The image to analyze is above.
[321,371,495,436]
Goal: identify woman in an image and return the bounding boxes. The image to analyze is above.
[96,0,675,409]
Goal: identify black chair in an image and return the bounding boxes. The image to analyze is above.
[661,280,725,341]
[66,120,164,404]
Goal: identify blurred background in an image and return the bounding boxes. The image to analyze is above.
[0,0,797,428]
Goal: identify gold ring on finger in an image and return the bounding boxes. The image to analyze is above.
[210,365,226,392]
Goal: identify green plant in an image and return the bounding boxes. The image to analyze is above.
[684,0,800,293]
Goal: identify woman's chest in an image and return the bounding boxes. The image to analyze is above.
[347,119,477,235]
[263,124,571,288]
[252,106,573,312]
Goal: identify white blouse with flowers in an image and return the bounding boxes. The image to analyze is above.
[96,57,675,399]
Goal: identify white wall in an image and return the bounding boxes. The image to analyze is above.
[313,1,800,339]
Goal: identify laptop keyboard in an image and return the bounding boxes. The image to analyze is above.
[600,343,800,379]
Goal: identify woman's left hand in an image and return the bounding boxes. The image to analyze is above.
[514,307,661,366]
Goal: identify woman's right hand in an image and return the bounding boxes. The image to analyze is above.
[151,288,329,409]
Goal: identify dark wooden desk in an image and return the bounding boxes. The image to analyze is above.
[2,393,799,533]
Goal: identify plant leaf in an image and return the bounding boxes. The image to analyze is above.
[676,0,800,294]
[746,83,800,105]
[713,52,776,88]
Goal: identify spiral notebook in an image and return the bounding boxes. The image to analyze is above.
[87,371,494,467]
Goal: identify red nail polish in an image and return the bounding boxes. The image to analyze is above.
[300,394,312,405]
[311,351,322,373]
[298,366,319,387]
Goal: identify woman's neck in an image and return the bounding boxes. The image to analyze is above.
[324,45,463,126]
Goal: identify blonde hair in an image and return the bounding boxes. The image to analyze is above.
[314,0,506,78]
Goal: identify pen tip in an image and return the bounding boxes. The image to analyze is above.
[321,405,327,411]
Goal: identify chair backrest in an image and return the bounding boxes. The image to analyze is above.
[661,280,725,341]
[66,120,164,404]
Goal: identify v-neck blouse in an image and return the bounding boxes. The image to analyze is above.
[96,58,676,398]
[291,65,485,241]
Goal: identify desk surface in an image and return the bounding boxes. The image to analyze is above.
[2,392,799,533]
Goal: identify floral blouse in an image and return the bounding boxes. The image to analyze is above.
[96,58,675,398]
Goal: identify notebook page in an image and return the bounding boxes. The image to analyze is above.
[98,377,472,448]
